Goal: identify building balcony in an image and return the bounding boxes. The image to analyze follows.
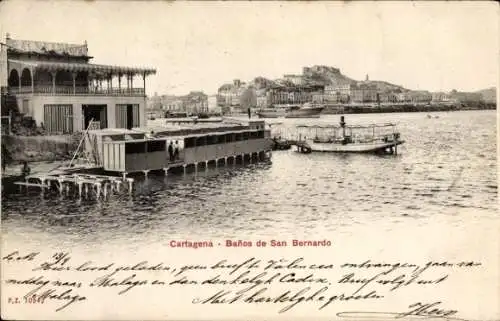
[8,86,145,97]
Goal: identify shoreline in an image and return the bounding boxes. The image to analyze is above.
[321,103,496,114]
[218,105,496,117]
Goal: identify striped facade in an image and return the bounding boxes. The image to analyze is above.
[43,104,73,133]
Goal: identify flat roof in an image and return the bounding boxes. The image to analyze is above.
[102,129,262,144]
[144,118,262,132]
[88,118,266,140]
[87,128,146,137]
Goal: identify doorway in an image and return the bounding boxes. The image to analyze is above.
[116,104,139,129]
[126,104,134,130]
[82,104,107,129]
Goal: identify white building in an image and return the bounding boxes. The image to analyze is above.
[1,35,156,133]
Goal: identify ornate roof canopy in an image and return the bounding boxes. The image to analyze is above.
[9,59,157,77]
[6,38,90,58]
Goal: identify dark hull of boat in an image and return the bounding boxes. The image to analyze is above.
[307,140,404,153]
[284,107,324,118]
[284,114,321,119]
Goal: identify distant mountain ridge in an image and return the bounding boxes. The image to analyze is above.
[215,65,496,105]
[474,87,496,103]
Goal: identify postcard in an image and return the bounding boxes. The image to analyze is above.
[0,1,498,320]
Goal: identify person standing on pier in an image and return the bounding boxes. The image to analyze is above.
[247,107,251,119]
[21,161,31,177]
[174,141,180,160]
[168,141,174,161]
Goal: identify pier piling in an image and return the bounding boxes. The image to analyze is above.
[127,178,133,193]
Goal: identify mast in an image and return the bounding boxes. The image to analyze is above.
[340,115,346,138]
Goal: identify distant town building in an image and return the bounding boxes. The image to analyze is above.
[148,93,162,109]
[255,88,269,108]
[352,83,378,103]
[147,91,208,114]
[431,92,452,102]
[408,90,432,103]
[378,92,399,103]
[163,97,183,111]
[312,92,325,104]
[217,79,247,108]
[324,83,354,103]
[181,91,208,114]
[207,95,218,112]
[397,92,411,103]
[214,65,453,108]
[268,85,317,105]
[283,74,304,86]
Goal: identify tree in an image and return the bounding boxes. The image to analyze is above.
[240,87,257,110]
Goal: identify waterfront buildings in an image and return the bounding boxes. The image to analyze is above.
[408,90,432,104]
[431,92,452,103]
[163,97,184,112]
[148,91,209,114]
[378,92,399,103]
[207,95,219,113]
[352,82,378,103]
[182,91,209,114]
[215,65,476,109]
[217,79,248,112]
[1,35,156,133]
[256,88,269,108]
[324,84,354,103]
[283,74,305,86]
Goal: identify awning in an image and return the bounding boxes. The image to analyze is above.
[8,59,156,76]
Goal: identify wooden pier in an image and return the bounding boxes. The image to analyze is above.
[19,172,134,199]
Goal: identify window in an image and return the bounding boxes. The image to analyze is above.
[195,136,206,146]
[205,136,216,145]
[217,135,225,144]
[125,142,146,154]
[147,140,166,152]
[185,137,196,148]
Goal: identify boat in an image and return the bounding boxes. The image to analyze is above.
[257,108,287,118]
[293,116,404,154]
[271,137,292,150]
[165,111,189,118]
[257,103,324,119]
[285,103,324,118]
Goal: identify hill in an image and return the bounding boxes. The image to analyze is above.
[474,87,496,103]
[361,80,409,93]
[304,67,356,86]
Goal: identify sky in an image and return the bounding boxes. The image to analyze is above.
[0,1,498,96]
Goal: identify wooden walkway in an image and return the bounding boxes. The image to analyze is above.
[18,172,135,199]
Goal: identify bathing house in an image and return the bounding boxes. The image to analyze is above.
[85,119,273,177]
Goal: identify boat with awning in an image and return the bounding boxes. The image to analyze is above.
[293,116,404,154]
